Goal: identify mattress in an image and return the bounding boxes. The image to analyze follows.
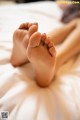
[0,1,80,120]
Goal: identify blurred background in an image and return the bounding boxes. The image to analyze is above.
[15,0,55,3]
[0,0,56,4]
[0,0,79,24]
[0,0,77,5]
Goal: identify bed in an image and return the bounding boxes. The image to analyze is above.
[0,1,80,120]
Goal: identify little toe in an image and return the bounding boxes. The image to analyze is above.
[45,38,56,56]
[49,46,56,57]
[48,41,53,48]
[29,32,41,47]
[28,25,38,38]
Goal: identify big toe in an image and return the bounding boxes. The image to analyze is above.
[29,32,41,47]
[28,24,38,38]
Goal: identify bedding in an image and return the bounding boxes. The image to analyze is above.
[0,1,80,120]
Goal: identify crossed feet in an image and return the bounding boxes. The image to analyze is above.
[11,22,56,87]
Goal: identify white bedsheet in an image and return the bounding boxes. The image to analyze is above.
[0,1,80,120]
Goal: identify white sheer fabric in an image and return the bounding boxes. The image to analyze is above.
[0,2,80,120]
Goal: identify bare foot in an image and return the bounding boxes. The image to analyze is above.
[26,32,56,87]
[10,22,38,66]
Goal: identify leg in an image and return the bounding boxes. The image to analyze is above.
[10,22,38,67]
[47,20,77,45]
[56,23,80,69]
[26,21,80,87]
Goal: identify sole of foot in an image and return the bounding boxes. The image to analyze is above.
[10,22,38,67]
[26,32,56,87]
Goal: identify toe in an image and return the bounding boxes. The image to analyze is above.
[27,23,33,28]
[41,33,47,45]
[49,46,56,57]
[19,22,33,30]
[46,37,56,56]
[33,22,38,26]
[41,33,47,42]
[45,37,50,45]
[19,22,29,29]
[28,25,38,38]
[28,22,38,29]
[48,41,53,47]
[29,32,41,47]
[19,23,25,29]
